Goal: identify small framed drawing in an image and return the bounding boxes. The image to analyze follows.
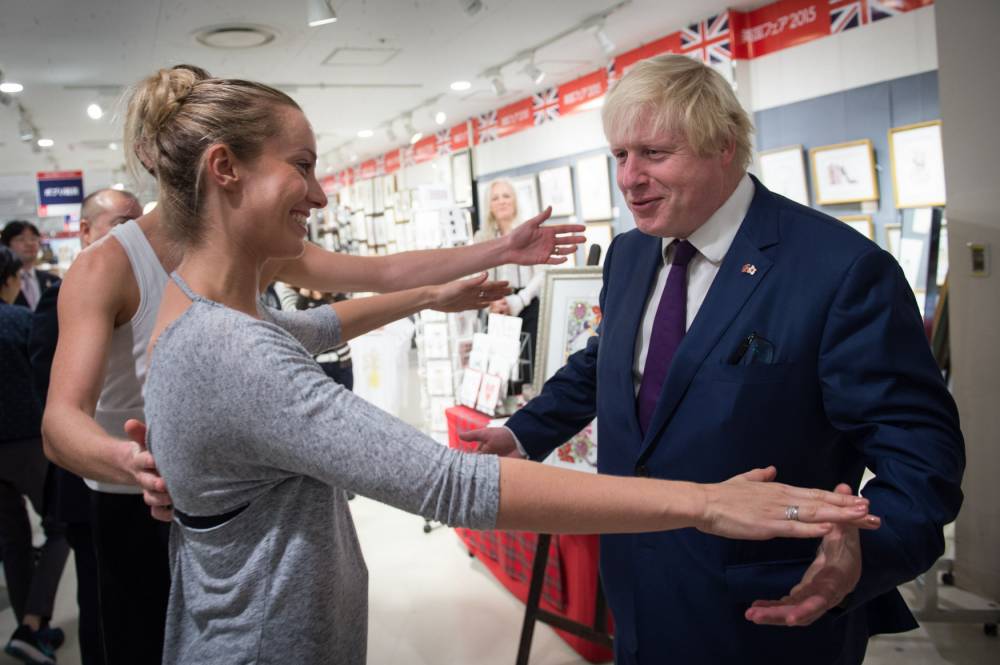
[534,267,603,390]
[583,222,613,266]
[809,139,879,205]
[840,215,874,241]
[758,145,809,206]
[885,224,901,258]
[425,359,454,396]
[888,120,946,208]
[576,154,613,221]
[538,166,575,217]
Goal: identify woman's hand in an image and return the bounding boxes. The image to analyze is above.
[695,467,880,540]
[502,207,586,266]
[429,272,511,313]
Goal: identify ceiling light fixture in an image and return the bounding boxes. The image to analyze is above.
[0,82,24,94]
[449,80,471,91]
[403,114,416,136]
[349,153,358,162]
[594,24,616,54]
[409,132,423,145]
[307,0,338,27]
[87,103,104,120]
[523,57,545,85]
[112,182,125,190]
[18,117,35,142]
[108,142,119,150]
[484,67,506,96]
[386,124,397,142]
[434,111,447,125]
[37,138,54,148]
[357,129,373,138]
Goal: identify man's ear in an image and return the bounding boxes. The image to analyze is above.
[720,138,737,167]
[203,143,240,189]
[79,219,92,245]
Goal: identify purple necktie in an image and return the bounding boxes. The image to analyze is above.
[637,240,698,434]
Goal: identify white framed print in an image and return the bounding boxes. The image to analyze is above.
[582,222,613,266]
[451,151,473,207]
[758,145,810,206]
[534,267,603,390]
[576,155,613,221]
[889,120,946,209]
[809,139,880,205]
[885,224,901,258]
[840,214,874,241]
[538,166,575,217]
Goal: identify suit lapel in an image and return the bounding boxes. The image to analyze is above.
[638,181,780,459]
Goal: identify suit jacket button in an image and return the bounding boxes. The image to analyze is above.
[635,464,650,477]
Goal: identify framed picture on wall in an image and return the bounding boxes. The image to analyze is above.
[582,222,613,266]
[576,154,613,221]
[888,120,946,208]
[538,166,576,217]
[809,139,879,205]
[758,145,810,206]
[839,215,874,241]
[885,223,901,258]
[450,150,473,207]
[535,267,603,390]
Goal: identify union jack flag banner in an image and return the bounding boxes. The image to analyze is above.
[532,87,560,125]
[680,12,732,66]
[402,146,415,168]
[435,129,451,156]
[475,110,498,143]
[829,0,865,33]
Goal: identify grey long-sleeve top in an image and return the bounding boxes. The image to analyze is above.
[145,282,500,665]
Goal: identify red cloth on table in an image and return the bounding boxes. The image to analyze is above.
[446,406,613,663]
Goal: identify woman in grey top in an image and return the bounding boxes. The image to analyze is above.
[135,70,879,665]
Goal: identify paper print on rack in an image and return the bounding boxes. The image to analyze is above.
[428,397,454,434]
[535,267,603,389]
[458,368,483,409]
[451,151,473,207]
[576,155,613,221]
[758,145,810,206]
[889,120,946,209]
[425,359,454,397]
[475,373,504,417]
[538,166,575,217]
[422,321,450,359]
[809,139,879,205]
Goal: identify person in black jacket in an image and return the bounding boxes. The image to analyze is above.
[0,246,69,664]
[1,221,59,311]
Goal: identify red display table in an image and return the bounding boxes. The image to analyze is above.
[445,406,613,663]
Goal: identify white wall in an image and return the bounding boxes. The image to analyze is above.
[473,107,607,177]
[748,6,938,112]
[935,0,1000,602]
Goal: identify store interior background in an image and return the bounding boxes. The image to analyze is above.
[1,0,998,663]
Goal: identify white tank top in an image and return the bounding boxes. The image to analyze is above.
[88,220,168,494]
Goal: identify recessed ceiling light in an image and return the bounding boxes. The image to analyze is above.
[449,80,471,91]
[434,111,447,125]
[112,182,125,190]
[194,24,277,50]
[87,103,104,120]
[0,82,24,94]
[108,142,119,150]
[37,138,54,148]
[357,129,373,138]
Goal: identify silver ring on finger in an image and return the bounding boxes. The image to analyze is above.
[785,505,800,521]
[478,290,485,298]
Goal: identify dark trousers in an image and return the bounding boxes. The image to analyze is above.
[0,439,70,624]
[90,492,170,665]
[66,522,105,665]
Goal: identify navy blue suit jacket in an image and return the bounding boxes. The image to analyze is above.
[14,268,59,309]
[506,178,964,665]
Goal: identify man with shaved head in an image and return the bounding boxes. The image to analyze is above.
[27,187,142,665]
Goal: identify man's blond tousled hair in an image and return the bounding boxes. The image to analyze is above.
[602,55,753,169]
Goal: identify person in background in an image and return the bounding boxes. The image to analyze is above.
[461,54,965,664]
[28,187,143,665]
[0,245,69,665]
[1,221,59,311]
[475,179,545,382]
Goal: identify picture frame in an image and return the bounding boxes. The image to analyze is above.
[885,223,901,258]
[888,120,946,208]
[582,222,613,266]
[839,214,874,241]
[809,139,880,205]
[538,165,575,217]
[758,145,810,206]
[450,150,473,207]
[534,267,603,390]
[576,154,613,221]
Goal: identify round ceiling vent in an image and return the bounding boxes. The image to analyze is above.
[194,24,277,49]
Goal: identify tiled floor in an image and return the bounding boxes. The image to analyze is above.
[3,351,998,663]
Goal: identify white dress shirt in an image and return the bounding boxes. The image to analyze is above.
[20,267,40,310]
[632,174,755,391]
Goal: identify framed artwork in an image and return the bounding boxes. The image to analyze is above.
[885,224,901,258]
[839,214,874,241]
[538,166,575,217]
[758,145,810,206]
[809,139,879,205]
[422,321,450,359]
[582,222,613,266]
[889,120,946,208]
[544,419,598,474]
[576,154,613,221]
[534,267,603,390]
[451,151,473,207]
[425,359,454,396]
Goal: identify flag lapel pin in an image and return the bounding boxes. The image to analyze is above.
[741,263,758,276]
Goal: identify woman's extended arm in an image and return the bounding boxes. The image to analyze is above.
[269,208,585,293]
